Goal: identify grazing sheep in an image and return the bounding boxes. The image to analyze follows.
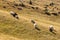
[45,12,51,16]
[15,15,19,19]
[58,12,60,14]
[52,13,58,16]
[29,0,32,5]
[49,2,55,6]
[31,7,35,9]
[44,8,51,16]
[19,0,25,7]
[49,25,54,32]
[49,25,56,34]
[34,23,40,31]
[17,7,22,10]
[31,20,40,31]
[10,11,19,19]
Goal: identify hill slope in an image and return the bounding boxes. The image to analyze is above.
[0,0,60,40]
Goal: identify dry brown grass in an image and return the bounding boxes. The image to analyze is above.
[0,0,60,40]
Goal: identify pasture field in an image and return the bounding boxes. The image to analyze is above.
[0,0,60,40]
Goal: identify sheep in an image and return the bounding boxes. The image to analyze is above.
[49,25,54,32]
[17,7,22,10]
[31,6,35,9]
[45,12,51,16]
[29,0,32,5]
[10,11,19,19]
[58,12,60,14]
[19,0,25,7]
[34,23,40,31]
[19,4,25,7]
[52,13,58,16]
[31,20,40,31]
[44,8,51,16]
[49,25,56,35]
[49,2,55,6]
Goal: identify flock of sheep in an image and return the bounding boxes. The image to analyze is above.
[1,0,58,35]
[44,2,60,16]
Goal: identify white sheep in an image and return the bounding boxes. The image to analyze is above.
[10,11,19,19]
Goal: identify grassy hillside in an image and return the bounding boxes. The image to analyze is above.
[0,0,60,40]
